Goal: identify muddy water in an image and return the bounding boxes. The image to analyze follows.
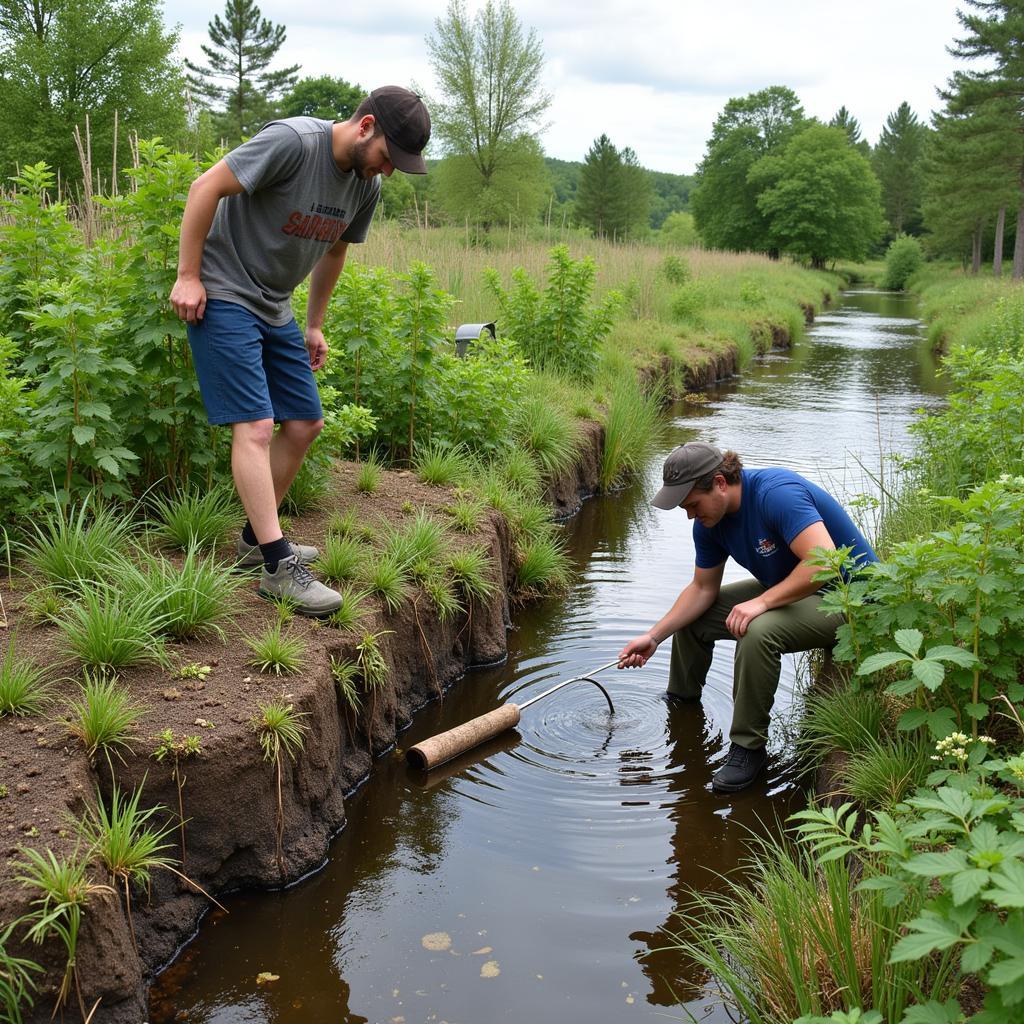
[150,290,946,1023]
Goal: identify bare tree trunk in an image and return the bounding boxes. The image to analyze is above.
[972,219,983,275]
[1014,171,1024,280]
[994,204,1006,277]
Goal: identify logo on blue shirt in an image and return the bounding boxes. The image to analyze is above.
[755,537,778,557]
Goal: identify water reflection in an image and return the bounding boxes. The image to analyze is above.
[150,290,945,1023]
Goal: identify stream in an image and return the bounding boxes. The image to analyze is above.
[150,289,947,1023]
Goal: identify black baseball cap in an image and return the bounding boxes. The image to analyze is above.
[366,86,431,174]
[651,442,725,510]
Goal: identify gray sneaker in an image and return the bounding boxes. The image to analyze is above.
[236,537,319,569]
[258,555,342,617]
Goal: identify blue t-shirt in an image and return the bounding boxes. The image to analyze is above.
[693,468,877,588]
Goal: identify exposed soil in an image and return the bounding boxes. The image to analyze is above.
[0,333,754,1023]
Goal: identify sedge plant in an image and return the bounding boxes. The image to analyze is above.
[0,917,42,1024]
[0,635,52,717]
[252,699,308,878]
[62,671,143,767]
[148,484,241,551]
[244,620,306,676]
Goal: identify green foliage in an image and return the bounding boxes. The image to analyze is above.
[62,671,142,765]
[15,846,110,1018]
[511,391,581,478]
[316,535,367,585]
[842,733,931,810]
[244,620,306,675]
[598,375,662,491]
[0,917,42,1024]
[873,102,928,237]
[797,685,890,764]
[383,510,449,573]
[326,587,371,633]
[149,485,241,551]
[355,451,383,494]
[753,125,885,268]
[360,552,410,613]
[445,545,496,603]
[883,235,925,291]
[575,134,651,240]
[485,245,620,381]
[445,494,487,533]
[515,535,572,597]
[280,458,332,516]
[794,742,1024,1024]
[0,0,186,183]
[414,441,474,487]
[0,636,51,717]
[278,75,362,120]
[252,698,307,764]
[691,85,807,252]
[426,0,551,229]
[659,828,931,1024]
[660,253,691,285]
[20,497,133,594]
[185,0,299,143]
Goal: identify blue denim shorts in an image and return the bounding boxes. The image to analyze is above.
[186,299,323,426]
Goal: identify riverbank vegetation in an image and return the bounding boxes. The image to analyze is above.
[663,270,1024,1024]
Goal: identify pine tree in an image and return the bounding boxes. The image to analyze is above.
[829,106,871,156]
[945,0,1024,277]
[185,0,300,143]
[575,135,625,239]
[873,102,928,237]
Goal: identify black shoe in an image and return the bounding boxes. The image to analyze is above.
[711,743,767,793]
[663,690,701,704]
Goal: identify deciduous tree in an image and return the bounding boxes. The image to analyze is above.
[753,124,884,268]
[425,0,551,228]
[691,85,807,253]
[0,0,185,181]
[278,75,362,121]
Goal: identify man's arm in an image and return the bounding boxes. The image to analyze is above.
[303,239,350,372]
[725,520,835,638]
[618,563,726,667]
[170,160,246,323]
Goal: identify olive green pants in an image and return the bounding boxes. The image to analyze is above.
[668,579,845,750]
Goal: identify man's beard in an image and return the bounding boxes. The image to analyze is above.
[350,136,380,180]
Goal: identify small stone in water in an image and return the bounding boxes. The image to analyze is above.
[480,960,500,978]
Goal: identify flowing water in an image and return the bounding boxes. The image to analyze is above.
[150,290,946,1023]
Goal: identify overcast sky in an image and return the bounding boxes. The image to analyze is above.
[170,0,970,176]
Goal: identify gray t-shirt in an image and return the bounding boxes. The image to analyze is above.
[201,117,380,325]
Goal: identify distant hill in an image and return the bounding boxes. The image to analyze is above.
[545,156,696,230]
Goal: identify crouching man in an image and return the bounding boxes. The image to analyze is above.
[618,442,877,792]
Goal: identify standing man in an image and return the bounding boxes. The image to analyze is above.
[618,442,877,793]
[170,87,430,616]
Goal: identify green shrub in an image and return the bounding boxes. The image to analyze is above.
[148,485,240,551]
[882,234,924,291]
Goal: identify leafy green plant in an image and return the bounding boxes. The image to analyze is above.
[252,699,308,877]
[148,484,240,550]
[0,636,51,717]
[152,730,202,865]
[244,620,306,675]
[15,846,111,1019]
[484,245,620,382]
[794,738,1024,1024]
[76,781,176,949]
[62,671,143,766]
[0,917,42,1024]
[656,828,931,1024]
[356,630,391,746]
[882,234,924,291]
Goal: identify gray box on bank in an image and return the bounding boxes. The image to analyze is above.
[455,321,496,357]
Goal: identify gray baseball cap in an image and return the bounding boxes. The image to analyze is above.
[651,442,724,509]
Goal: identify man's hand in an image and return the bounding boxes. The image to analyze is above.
[170,277,207,324]
[726,596,769,638]
[305,326,328,371]
[618,633,659,669]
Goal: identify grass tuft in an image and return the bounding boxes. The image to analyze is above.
[62,671,143,765]
[515,535,573,596]
[413,440,474,487]
[148,485,241,551]
[316,534,367,585]
[244,620,306,675]
[0,635,52,717]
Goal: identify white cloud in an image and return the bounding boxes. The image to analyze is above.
[168,0,967,174]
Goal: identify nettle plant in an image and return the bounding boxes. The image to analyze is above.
[794,737,1024,1024]
[816,477,1024,739]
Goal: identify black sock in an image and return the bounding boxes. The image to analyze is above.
[241,520,258,546]
[260,536,292,573]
